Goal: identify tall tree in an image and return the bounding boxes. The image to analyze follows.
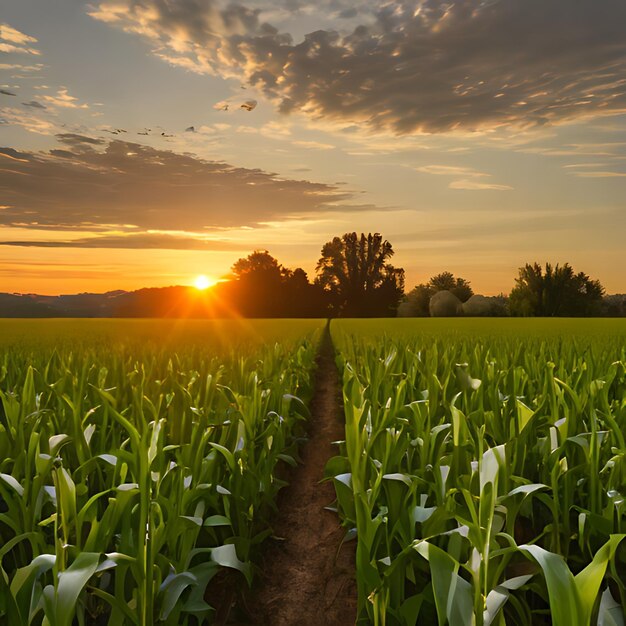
[509,262,604,316]
[316,232,405,316]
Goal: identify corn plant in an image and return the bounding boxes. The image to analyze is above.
[329,319,626,625]
[0,320,321,625]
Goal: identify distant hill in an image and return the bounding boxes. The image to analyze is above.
[1,287,624,318]
[0,287,233,318]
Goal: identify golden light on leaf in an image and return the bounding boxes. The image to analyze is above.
[194,275,213,290]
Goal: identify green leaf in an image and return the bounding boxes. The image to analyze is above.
[211,544,252,585]
[575,534,626,624]
[480,444,506,492]
[54,552,100,626]
[0,473,23,496]
[413,541,474,626]
[159,571,197,620]
[519,544,583,626]
[10,553,56,622]
[204,515,231,527]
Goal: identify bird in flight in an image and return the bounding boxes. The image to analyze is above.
[185,126,196,133]
[0,89,17,96]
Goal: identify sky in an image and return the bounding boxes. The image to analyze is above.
[1,0,625,296]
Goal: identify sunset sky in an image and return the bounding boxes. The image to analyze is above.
[1,0,625,296]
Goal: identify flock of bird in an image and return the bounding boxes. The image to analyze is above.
[0,88,259,140]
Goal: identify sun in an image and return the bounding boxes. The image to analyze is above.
[194,275,213,290]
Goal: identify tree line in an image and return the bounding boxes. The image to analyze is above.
[215,232,621,318]
[3,231,619,318]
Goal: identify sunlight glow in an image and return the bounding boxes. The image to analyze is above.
[194,275,213,290]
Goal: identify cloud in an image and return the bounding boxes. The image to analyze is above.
[0,134,361,233]
[42,88,89,109]
[522,142,626,157]
[292,140,335,150]
[21,100,46,109]
[0,23,37,45]
[0,107,57,134]
[415,165,488,177]
[415,163,511,189]
[89,0,626,134]
[449,179,513,191]
[570,171,626,178]
[0,233,246,251]
[56,133,106,147]
[0,62,43,72]
[0,23,40,55]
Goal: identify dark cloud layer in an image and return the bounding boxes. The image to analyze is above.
[0,135,354,232]
[91,0,626,134]
[0,233,245,250]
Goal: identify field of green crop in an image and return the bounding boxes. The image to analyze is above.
[2,317,626,625]
[329,319,626,625]
[0,319,322,625]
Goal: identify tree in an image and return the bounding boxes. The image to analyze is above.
[231,250,286,282]
[400,272,473,317]
[509,262,604,316]
[226,250,326,317]
[428,272,473,303]
[316,232,405,316]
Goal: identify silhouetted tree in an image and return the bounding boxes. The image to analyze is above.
[602,294,626,317]
[399,272,473,317]
[226,250,326,317]
[228,250,285,316]
[232,250,286,281]
[316,232,404,316]
[509,262,604,316]
[429,272,473,302]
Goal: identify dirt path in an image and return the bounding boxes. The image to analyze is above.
[236,323,357,625]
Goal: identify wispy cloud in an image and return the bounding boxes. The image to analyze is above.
[569,171,626,178]
[292,140,335,150]
[42,88,89,109]
[0,62,43,72]
[521,142,626,158]
[415,163,512,190]
[0,23,40,55]
[415,165,488,178]
[449,179,513,191]
[0,232,247,251]
[0,107,57,134]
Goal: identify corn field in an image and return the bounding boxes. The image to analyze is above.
[0,320,321,625]
[2,318,626,624]
[328,319,626,625]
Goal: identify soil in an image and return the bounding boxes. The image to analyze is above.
[232,324,357,625]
